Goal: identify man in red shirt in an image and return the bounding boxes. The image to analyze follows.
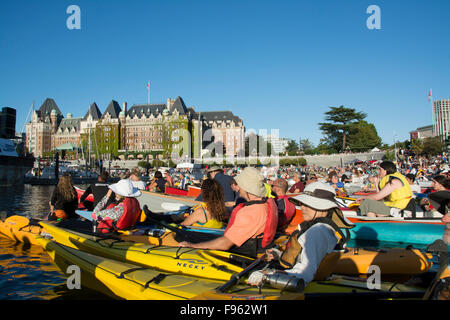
[289,173,305,193]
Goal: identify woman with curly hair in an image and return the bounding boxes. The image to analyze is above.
[49,173,78,220]
[181,178,227,228]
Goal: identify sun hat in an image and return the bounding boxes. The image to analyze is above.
[207,166,222,173]
[109,179,141,198]
[289,182,337,211]
[234,167,266,197]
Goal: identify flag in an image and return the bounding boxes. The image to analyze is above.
[428,89,432,102]
[147,81,150,91]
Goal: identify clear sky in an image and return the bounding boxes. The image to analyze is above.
[1,0,449,146]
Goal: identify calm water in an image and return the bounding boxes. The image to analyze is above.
[0,184,108,300]
[0,184,448,299]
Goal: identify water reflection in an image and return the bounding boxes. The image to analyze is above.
[0,184,55,219]
[0,236,65,300]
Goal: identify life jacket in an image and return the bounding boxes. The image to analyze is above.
[97,197,141,233]
[379,172,413,209]
[276,195,296,230]
[277,208,354,280]
[264,183,276,199]
[224,198,278,258]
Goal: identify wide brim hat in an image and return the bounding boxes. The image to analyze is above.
[428,190,450,215]
[234,167,266,198]
[109,179,141,198]
[289,182,338,211]
[207,166,222,173]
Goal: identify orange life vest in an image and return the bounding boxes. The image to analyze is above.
[225,198,278,251]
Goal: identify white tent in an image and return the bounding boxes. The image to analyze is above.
[176,162,193,169]
[176,162,202,169]
[371,147,381,152]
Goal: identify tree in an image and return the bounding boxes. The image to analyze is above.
[423,136,445,155]
[410,138,424,155]
[299,138,315,154]
[244,133,273,157]
[319,106,367,152]
[346,120,382,152]
[285,139,299,156]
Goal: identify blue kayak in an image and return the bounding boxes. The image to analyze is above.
[349,222,446,245]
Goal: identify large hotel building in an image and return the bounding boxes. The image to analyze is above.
[433,99,450,139]
[25,97,245,160]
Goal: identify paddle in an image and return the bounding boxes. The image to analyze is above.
[216,246,279,293]
[423,239,449,300]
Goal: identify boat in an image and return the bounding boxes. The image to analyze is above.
[37,236,305,300]
[39,221,434,279]
[75,186,94,203]
[138,190,201,213]
[0,138,34,186]
[37,236,429,300]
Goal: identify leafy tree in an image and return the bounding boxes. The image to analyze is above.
[422,136,445,155]
[244,133,273,156]
[410,138,424,155]
[299,138,315,154]
[346,120,382,152]
[285,139,299,156]
[319,106,367,152]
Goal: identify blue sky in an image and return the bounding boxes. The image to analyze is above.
[1,0,449,146]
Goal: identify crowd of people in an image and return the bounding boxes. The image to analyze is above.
[47,150,450,291]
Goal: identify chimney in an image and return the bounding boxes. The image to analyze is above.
[122,102,127,115]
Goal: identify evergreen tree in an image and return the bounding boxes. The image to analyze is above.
[319,106,367,152]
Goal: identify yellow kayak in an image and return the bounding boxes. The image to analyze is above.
[37,236,302,300]
[40,221,433,281]
[37,236,427,300]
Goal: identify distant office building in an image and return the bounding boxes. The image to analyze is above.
[410,125,433,140]
[265,133,289,155]
[433,99,450,139]
[0,107,16,139]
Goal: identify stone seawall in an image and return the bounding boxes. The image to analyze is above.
[0,156,34,186]
[95,151,387,170]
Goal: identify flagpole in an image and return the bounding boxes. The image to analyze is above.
[147,81,150,105]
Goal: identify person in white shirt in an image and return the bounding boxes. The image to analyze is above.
[129,167,146,190]
[247,182,353,290]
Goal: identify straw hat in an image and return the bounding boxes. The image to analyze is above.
[109,179,141,198]
[289,182,337,211]
[234,167,266,197]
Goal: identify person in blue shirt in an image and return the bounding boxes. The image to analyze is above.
[328,171,347,197]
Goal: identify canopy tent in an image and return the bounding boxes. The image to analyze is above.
[54,143,78,151]
[176,162,202,169]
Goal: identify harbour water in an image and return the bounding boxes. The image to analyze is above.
[0,184,107,300]
[0,184,448,300]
